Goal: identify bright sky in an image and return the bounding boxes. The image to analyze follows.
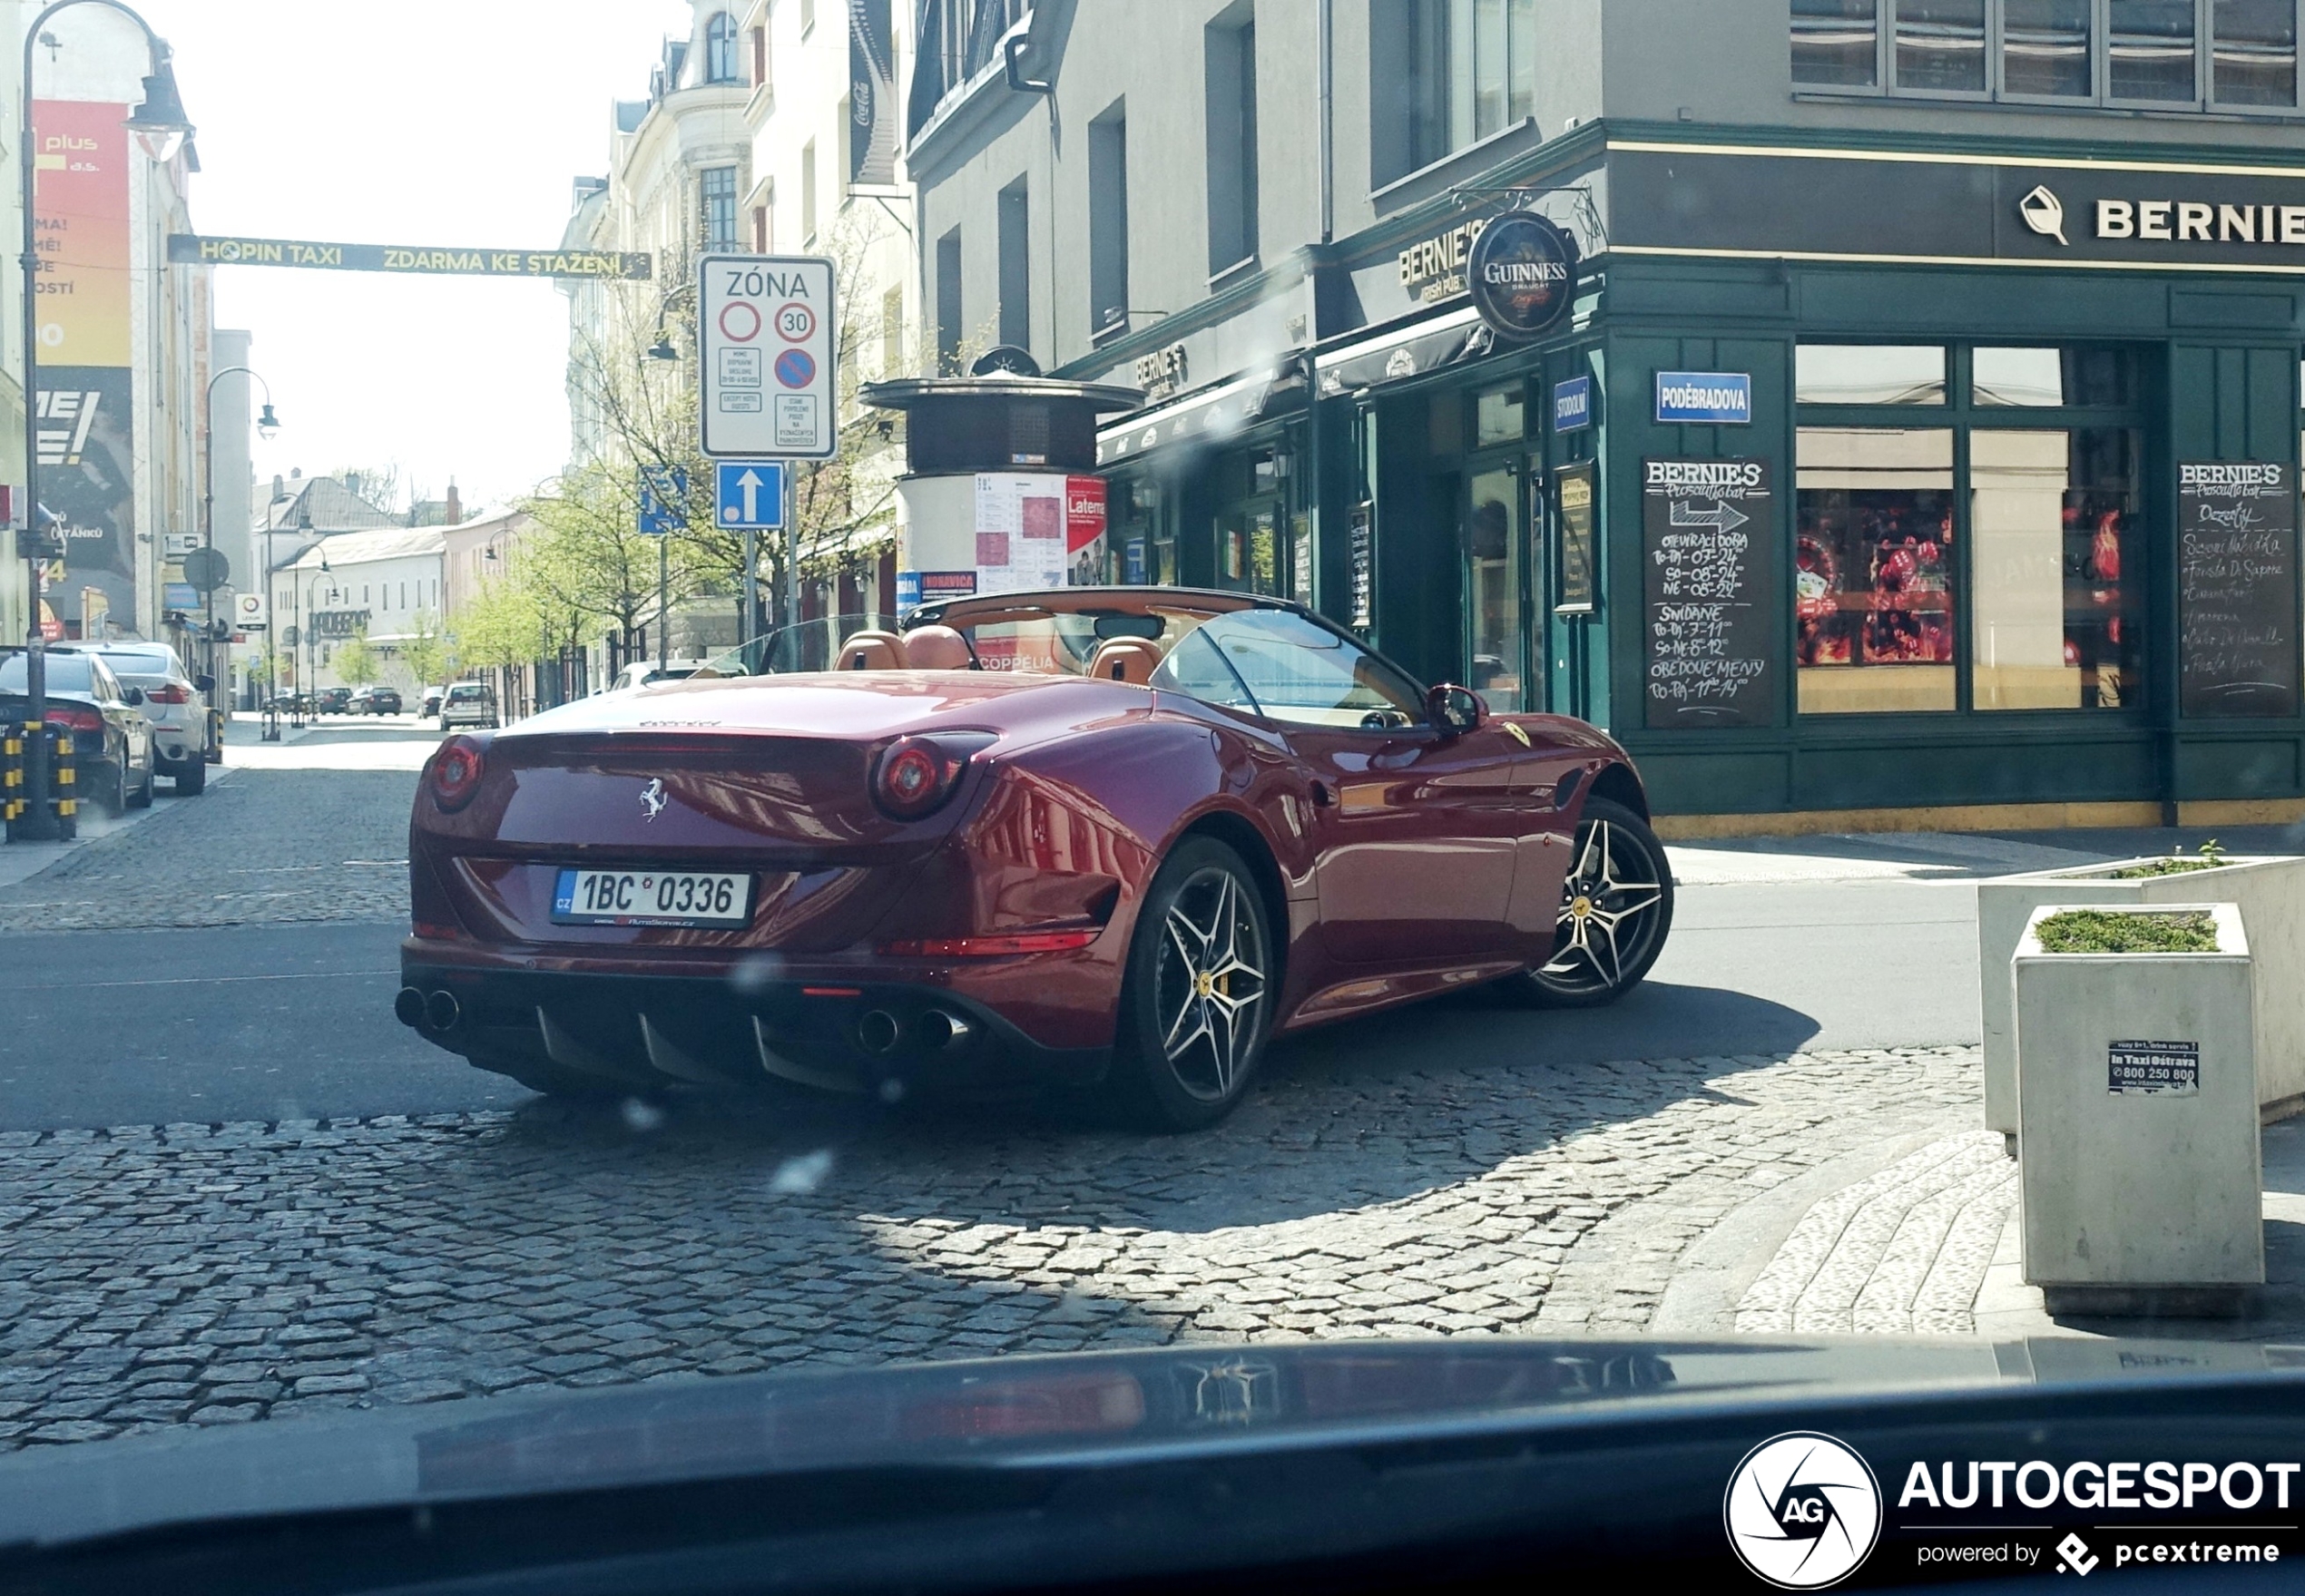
[125,0,696,518]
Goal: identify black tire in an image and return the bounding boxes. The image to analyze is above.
[98,759,127,818]
[175,759,206,796]
[1510,796,1674,1008]
[129,755,153,808]
[464,1047,622,1100]
[1105,837,1275,1132]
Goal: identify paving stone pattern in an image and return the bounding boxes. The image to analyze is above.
[0,763,412,933]
[0,1046,1982,1450]
[1733,1131,2018,1336]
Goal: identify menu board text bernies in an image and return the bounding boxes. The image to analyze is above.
[1643,458,1778,729]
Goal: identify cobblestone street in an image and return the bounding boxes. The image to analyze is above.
[0,1043,1985,1449]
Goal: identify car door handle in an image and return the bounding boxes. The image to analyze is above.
[1309,779,1337,808]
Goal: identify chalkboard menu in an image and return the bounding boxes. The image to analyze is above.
[2178,461,2300,719]
[1643,457,1778,728]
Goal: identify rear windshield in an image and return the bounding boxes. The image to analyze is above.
[91,649,175,679]
[0,655,93,692]
[447,684,489,701]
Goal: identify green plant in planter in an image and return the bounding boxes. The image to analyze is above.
[2035,908,2219,955]
[2107,838,2229,879]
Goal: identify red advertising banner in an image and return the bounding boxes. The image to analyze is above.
[1065,475,1107,584]
[33,100,131,367]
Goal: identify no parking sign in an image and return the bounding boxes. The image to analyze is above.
[700,253,837,459]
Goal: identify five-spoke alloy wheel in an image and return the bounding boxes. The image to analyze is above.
[1113,837,1272,1131]
[1515,797,1674,1007]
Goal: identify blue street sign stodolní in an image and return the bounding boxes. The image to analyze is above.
[714,460,786,530]
[638,465,688,535]
[1553,375,1593,433]
[1654,370,1752,426]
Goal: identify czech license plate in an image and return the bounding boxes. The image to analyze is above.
[552,867,751,928]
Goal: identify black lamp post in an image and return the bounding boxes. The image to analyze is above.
[15,1,191,839]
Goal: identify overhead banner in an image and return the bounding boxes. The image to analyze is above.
[167,234,652,279]
[848,0,897,188]
[34,100,134,637]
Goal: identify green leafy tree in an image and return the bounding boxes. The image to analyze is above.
[399,612,447,689]
[335,627,379,687]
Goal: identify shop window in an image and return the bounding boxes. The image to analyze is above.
[1972,346,2135,406]
[997,176,1031,351]
[1474,385,1524,446]
[1796,344,1947,405]
[1467,466,1523,709]
[1796,427,1957,713]
[2214,0,2299,103]
[1089,103,1130,335]
[1371,0,1538,184]
[1204,14,1258,278]
[1971,428,2143,710]
[1793,0,1880,85]
[2112,0,2199,99]
[1794,0,2303,110]
[2005,0,2093,94]
[1895,0,1987,92]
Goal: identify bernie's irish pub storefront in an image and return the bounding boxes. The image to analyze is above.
[1082,130,2305,833]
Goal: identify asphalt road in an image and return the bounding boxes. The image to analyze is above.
[0,877,1982,1131]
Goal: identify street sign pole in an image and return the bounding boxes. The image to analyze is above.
[658,534,669,674]
[700,255,834,659]
[741,523,757,653]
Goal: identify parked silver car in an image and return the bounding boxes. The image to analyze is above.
[438,681,497,729]
[54,641,211,795]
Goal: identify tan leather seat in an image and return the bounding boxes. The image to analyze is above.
[1086,637,1162,684]
[839,631,907,670]
[903,624,974,669]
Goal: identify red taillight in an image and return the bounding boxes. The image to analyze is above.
[429,734,486,811]
[146,683,191,704]
[44,707,103,733]
[879,930,1100,958]
[872,734,983,820]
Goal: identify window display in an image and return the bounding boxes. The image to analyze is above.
[1796,427,1957,712]
[1972,428,2143,710]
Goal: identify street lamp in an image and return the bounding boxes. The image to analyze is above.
[201,364,275,754]
[15,0,192,840]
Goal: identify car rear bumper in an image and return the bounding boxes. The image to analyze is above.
[398,944,1113,1097]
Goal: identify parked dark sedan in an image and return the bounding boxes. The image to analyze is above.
[398,588,1672,1130]
[348,686,402,715]
[0,650,155,815]
[316,686,355,714]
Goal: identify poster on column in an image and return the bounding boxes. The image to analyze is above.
[1643,458,1777,728]
[2177,461,2300,718]
[1064,475,1107,583]
[973,474,1068,597]
[34,101,134,638]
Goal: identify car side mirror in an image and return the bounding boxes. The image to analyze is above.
[197,673,215,694]
[123,686,144,707]
[1426,683,1485,736]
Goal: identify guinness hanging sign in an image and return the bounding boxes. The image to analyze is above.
[1467,211,1577,339]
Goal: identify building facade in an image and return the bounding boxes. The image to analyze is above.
[273,524,446,695]
[908,0,2305,831]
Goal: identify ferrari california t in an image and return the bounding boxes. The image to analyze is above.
[396,589,1672,1130]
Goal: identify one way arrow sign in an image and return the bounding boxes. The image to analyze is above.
[715,459,787,530]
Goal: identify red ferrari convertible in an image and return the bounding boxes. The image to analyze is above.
[397,589,1672,1129]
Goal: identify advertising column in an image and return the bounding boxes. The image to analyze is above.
[32,100,134,641]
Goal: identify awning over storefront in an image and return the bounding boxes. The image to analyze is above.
[1094,361,1302,466]
[1312,305,1492,397]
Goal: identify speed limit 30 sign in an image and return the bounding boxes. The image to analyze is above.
[700,253,836,459]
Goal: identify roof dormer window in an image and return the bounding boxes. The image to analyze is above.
[705,13,740,83]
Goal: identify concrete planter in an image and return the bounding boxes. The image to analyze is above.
[1980,854,2305,1136]
[2014,903,2263,1314]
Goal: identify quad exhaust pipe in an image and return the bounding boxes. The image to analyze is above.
[396,986,463,1034]
[916,1009,973,1052]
